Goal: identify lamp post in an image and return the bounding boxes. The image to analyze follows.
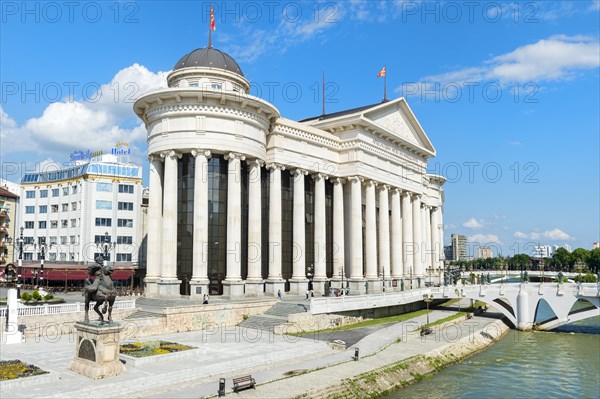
[97,231,115,268]
[339,264,345,289]
[17,227,23,297]
[423,293,433,325]
[38,237,49,289]
[379,268,385,293]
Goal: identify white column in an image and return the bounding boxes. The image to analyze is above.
[431,206,440,276]
[246,159,264,296]
[401,192,413,282]
[438,206,445,270]
[312,173,327,295]
[332,178,345,286]
[313,174,327,278]
[290,168,308,295]
[266,163,285,296]
[378,185,390,290]
[145,155,163,296]
[365,181,377,281]
[224,152,245,297]
[424,205,432,281]
[390,188,402,282]
[158,150,181,297]
[348,176,365,294]
[190,149,211,297]
[412,195,423,280]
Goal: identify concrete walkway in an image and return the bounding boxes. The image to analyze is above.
[0,299,497,399]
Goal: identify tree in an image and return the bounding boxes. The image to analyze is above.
[510,254,531,270]
[586,248,600,274]
[552,247,572,271]
[571,248,590,272]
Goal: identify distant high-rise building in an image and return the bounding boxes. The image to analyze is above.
[533,245,553,258]
[444,245,453,261]
[593,242,600,250]
[451,234,467,261]
[476,246,493,259]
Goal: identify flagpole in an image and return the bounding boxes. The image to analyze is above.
[383,64,387,102]
[322,67,325,116]
[208,3,213,48]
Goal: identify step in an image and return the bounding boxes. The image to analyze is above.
[123,310,165,320]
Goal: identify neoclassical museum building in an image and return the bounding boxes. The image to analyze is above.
[134,47,446,299]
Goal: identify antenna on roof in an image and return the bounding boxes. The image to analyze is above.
[322,66,326,116]
[208,4,216,49]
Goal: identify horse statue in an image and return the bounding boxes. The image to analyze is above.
[84,257,117,324]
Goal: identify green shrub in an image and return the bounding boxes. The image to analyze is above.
[32,290,42,301]
[43,294,54,301]
[20,292,32,301]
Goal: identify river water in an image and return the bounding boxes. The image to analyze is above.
[385,303,600,399]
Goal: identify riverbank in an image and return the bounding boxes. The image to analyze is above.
[231,314,509,399]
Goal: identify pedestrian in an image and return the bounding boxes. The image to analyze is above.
[203,294,209,304]
[306,290,309,300]
[277,289,282,300]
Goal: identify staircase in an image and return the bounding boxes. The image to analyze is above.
[123,310,165,320]
[239,301,310,331]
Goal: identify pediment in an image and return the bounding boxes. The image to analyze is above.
[363,99,435,155]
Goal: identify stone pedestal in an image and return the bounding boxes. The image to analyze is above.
[2,289,23,345]
[156,278,181,298]
[288,279,309,295]
[189,279,210,299]
[222,280,245,298]
[143,277,159,297]
[265,279,285,297]
[312,278,328,296]
[348,278,366,295]
[68,321,125,379]
[366,279,383,294]
[244,280,265,296]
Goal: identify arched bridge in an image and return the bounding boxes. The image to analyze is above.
[310,283,600,331]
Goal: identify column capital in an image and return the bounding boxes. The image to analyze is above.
[412,193,422,200]
[364,179,377,188]
[291,168,308,176]
[191,149,212,159]
[225,152,246,161]
[378,184,390,192]
[247,158,265,168]
[160,150,182,160]
[266,163,285,171]
[312,173,329,181]
[331,177,345,185]
[148,153,164,163]
[390,187,401,195]
[347,175,364,183]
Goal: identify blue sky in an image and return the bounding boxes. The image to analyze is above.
[1,1,599,255]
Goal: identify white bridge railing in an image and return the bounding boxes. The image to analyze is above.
[0,299,136,318]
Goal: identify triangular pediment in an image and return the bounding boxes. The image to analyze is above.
[362,99,435,155]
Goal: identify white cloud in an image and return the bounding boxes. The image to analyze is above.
[509,141,522,146]
[463,217,485,229]
[514,231,528,239]
[514,228,573,241]
[402,35,599,92]
[1,64,167,157]
[468,234,502,244]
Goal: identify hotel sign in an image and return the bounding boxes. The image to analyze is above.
[111,141,131,156]
[70,149,102,162]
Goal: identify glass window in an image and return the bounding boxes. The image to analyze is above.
[25,206,35,214]
[96,200,112,210]
[71,219,77,228]
[24,221,34,229]
[50,220,58,229]
[95,218,112,227]
[95,235,112,244]
[39,205,47,213]
[116,253,132,262]
[51,204,58,213]
[70,236,76,244]
[26,190,35,198]
[62,203,68,212]
[118,184,134,193]
[38,221,47,229]
[96,182,112,192]
[49,253,57,261]
[62,187,69,195]
[52,188,59,197]
[118,202,133,211]
[117,219,133,227]
[49,236,57,245]
[24,253,33,261]
[60,236,67,245]
[40,189,48,198]
[59,253,66,261]
[71,202,77,211]
[94,253,110,261]
[117,236,132,244]
[71,186,77,194]
[61,220,68,228]
[24,237,34,244]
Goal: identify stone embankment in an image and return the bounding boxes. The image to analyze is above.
[296,318,510,399]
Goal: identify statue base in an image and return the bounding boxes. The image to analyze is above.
[68,321,125,379]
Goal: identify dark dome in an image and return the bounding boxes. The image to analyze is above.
[173,48,243,76]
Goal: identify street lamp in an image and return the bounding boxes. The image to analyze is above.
[339,264,345,289]
[17,227,24,297]
[35,237,50,289]
[97,231,115,267]
[421,293,434,336]
[379,268,385,293]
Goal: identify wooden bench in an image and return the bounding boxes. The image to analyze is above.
[232,375,256,392]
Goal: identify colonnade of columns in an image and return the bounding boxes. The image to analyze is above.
[145,150,444,298]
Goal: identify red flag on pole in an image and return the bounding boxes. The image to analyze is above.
[210,5,216,31]
[377,66,386,78]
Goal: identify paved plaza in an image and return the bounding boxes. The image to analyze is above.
[0,298,502,398]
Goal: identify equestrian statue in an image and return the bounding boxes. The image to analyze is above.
[84,256,117,324]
